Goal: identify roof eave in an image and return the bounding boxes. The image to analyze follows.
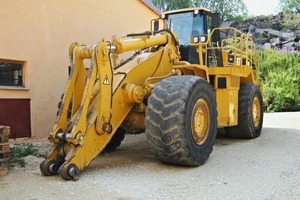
[139,0,161,16]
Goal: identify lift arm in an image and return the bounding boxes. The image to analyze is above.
[41,31,180,180]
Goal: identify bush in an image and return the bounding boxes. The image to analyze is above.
[9,143,46,168]
[259,49,300,112]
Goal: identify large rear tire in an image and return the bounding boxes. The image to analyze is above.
[225,83,263,139]
[145,76,217,166]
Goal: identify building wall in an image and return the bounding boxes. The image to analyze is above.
[0,0,159,138]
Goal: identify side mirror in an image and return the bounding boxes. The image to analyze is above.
[211,12,221,28]
[154,20,159,32]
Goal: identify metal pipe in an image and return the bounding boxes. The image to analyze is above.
[112,35,168,54]
[75,45,95,59]
[108,44,117,51]
[56,132,70,140]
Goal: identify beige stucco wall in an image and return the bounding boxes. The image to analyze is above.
[0,0,158,138]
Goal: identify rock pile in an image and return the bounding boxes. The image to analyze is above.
[222,13,300,50]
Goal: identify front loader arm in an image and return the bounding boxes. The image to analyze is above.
[41,31,180,180]
[95,39,114,134]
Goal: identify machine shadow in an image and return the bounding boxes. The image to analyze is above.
[85,127,275,174]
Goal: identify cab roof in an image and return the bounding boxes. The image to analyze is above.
[162,7,213,15]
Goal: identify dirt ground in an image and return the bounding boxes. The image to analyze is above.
[0,112,299,200]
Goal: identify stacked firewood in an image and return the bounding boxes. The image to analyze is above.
[0,126,10,176]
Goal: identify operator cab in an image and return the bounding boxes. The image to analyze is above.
[160,8,221,65]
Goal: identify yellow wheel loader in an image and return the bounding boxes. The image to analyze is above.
[40,7,265,180]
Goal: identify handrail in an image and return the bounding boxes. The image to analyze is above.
[192,27,257,68]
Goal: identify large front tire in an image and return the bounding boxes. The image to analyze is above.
[145,76,217,166]
[225,83,264,139]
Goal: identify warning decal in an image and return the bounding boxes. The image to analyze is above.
[103,75,110,85]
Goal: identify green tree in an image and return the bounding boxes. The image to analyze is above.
[193,0,248,20]
[150,0,248,21]
[150,0,192,11]
[280,0,300,13]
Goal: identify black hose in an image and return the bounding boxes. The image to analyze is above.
[127,31,152,37]
[154,29,179,46]
[113,29,178,70]
[127,29,178,46]
[114,51,142,70]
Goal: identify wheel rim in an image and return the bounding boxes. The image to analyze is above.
[191,98,210,145]
[252,96,261,128]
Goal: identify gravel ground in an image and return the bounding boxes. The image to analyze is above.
[0,112,299,200]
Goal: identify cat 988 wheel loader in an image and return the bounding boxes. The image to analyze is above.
[40,7,265,180]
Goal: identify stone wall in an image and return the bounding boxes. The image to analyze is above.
[222,13,300,50]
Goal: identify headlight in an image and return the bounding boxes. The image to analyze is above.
[193,36,199,43]
[192,36,207,44]
[200,36,206,43]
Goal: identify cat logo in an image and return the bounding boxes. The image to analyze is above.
[103,75,110,85]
